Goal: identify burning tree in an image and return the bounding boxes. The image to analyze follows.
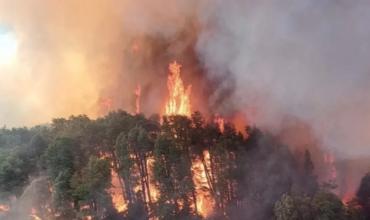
[153,115,199,219]
[0,62,368,220]
[164,61,192,117]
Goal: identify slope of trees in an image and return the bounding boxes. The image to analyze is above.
[0,110,368,220]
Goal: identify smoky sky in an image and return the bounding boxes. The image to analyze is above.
[197,0,370,158]
[0,0,201,126]
[1,0,370,158]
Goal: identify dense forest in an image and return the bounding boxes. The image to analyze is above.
[0,110,370,220]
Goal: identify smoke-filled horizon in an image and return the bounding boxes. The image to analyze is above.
[1,0,370,160]
[196,0,370,159]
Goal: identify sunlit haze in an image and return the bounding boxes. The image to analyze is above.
[0,31,17,65]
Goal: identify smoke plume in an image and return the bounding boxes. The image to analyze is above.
[196,0,370,159]
[1,0,370,192]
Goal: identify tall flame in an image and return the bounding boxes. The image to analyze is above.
[164,61,192,116]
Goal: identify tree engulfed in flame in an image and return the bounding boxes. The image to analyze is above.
[109,168,128,213]
[164,61,192,116]
[99,152,128,213]
[192,150,215,217]
[147,157,160,202]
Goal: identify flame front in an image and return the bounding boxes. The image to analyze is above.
[164,61,192,116]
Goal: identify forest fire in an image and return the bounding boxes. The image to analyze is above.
[1,1,370,219]
[164,61,192,116]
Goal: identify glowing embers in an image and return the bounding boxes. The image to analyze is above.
[164,61,192,117]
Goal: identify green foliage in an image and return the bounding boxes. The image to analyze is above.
[0,133,47,198]
[153,116,198,219]
[275,194,295,220]
[85,157,111,196]
[0,149,31,196]
[45,138,75,181]
[274,191,347,220]
[312,190,346,220]
[1,111,366,220]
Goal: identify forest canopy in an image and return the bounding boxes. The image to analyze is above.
[0,111,368,220]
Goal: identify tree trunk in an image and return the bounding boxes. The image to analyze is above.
[111,150,128,204]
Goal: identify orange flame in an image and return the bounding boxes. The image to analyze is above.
[0,204,9,212]
[135,84,141,114]
[99,152,128,213]
[164,61,192,116]
[215,115,225,133]
[192,150,214,217]
[147,157,160,202]
[109,167,128,212]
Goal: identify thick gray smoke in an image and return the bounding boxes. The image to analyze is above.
[196,0,370,159]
